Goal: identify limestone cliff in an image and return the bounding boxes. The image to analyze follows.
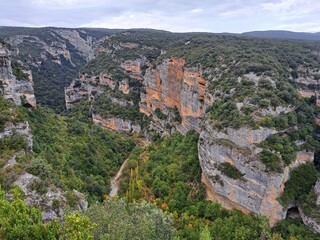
[1,27,120,111]
[63,31,320,232]
[92,114,141,133]
[140,57,212,134]
[121,58,147,81]
[65,73,140,133]
[13,173,87,222]
[0,42,36,108]
[198,123,314,226]
[54,29,95,61]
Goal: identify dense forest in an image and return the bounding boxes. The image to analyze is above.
[1,118,319,239]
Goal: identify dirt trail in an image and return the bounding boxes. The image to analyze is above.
[109,137,149,197]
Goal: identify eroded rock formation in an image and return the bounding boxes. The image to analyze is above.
[92,114,141,133]
[53,29,95,61]
[121,58,147,81]
[65,73,115,109]
[140,57,211,134]
[0,43,36,108]
[13,173,88,222]
[198,123,314,226]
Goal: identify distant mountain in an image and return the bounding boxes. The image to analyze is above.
[242,30,320,41]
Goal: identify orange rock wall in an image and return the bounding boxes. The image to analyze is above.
[140,57,207,132]
[121,60,144,81]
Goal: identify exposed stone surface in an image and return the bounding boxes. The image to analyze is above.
[54,29,95,61]
[298,89,316,98]
[65,73,114,109]
[0,43,36,108]
[121,58,147,81]
[13,173,88,222]
[0,121,33,148]
[6,35,74,67]
[315,180,320,206]
[92,114,141,133]
[258,105,295,117]
[199,122,314,226]
[140,57,209,134]
[118,79,130,94]
[299,206,320,233]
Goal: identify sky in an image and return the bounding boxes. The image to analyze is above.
[1,0,320,33]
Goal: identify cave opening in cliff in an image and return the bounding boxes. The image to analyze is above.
[22,102,34,109]
[286,207,301,220]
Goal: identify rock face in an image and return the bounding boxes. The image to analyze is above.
[140,57,210,134]
[297,180,320,233]
[13,173,88,222]
[65,73,117,109]
[121,58,147,81]
[92,114,141,133]
[0,121,33,148]
[118,79,130,94]
[0,43,36,108]
[54,29,95,61]
[299,207,320,233]
[315,180,320,206]
[6,34,74,67]
[65,73,139,133]
[198,123,314,226]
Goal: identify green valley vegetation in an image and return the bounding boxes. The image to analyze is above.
[27,106,135,203]
[118,131,319,240]
[0,185,175,240]
[2,28,320,239]
[0,93,319,239]
[0,96,135,204]
[0,27,124,112]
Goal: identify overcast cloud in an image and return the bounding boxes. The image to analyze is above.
[1,0,320,33]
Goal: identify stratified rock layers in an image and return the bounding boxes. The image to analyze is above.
[92,114,141,133]
[198,124,314,226]
[0,43,36,108]
[140,58,209,134]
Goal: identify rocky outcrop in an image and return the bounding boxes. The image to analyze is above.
[299,206,320,233]
[0,43,36,108]
[54,29,95,61]
[65,73,115,109]
[119,79,130,94]
[297,180,320,233]
[258,106,295,117]
[13,173,88,222]
[298,89,316,98]
[6,34,74,67]
[121,58,147,81]
[92,114,141,133]
[140,57,211,134]
[315,180,320,206]
[199,123,314,226]
[0,121,33,148]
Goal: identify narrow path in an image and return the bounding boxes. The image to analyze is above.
[109,156,130,197]
[109,137,150,197]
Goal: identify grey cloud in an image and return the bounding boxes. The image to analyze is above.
[1,0,319,32]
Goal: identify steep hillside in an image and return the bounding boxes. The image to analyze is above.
[0,40,36,108]
[65,29,320,233]
[0,39,139,221]
[2,27,320,239]
[0,27,123,111]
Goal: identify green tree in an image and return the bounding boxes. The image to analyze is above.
[63,211,95,240]
[86,198,176,240]
[199,226,212,240]
[0,186,60,240]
